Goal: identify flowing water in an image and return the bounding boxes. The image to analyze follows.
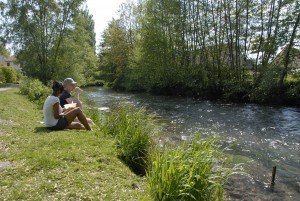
[85,87,300,200]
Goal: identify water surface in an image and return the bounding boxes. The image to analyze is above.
[85,87,300,200]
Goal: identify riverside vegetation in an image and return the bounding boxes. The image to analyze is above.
[96,0,300,106]
[0,78,241,200]
[1,0,300,106]
[102,103,241,200]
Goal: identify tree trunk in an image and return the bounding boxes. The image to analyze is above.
[279,11,300,88]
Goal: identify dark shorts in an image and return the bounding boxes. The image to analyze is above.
[47,117,69,131]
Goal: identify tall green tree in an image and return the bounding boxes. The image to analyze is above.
[52,9,98,84]
[98,19,129,89]
[98,0,300,101]
[0,0,96,84]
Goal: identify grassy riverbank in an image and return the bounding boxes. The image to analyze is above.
[0,89,148,200]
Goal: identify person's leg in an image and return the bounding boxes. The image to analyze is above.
[66,122,85,129]
[87,118,94,125]
[64,108,91,130]
[72,117,94,126]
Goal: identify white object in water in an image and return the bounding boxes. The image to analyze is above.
[98,107,111,112]
[181,135,193,141]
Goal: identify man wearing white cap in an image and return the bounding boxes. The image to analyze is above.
[59,78,83,109]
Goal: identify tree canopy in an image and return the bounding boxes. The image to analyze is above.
[98,0,300,104]
[0,0,97,85]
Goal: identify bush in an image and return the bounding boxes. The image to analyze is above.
[0,66,17,83]
[223,81,252,102]
[282,81,300,106]
[20,77,51,107]
[147,134,238,201]
[102,105,154,175]
[0,72,5,84]
[84,79,105,87]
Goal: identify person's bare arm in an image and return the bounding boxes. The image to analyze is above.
[53,102,63,119]
[66,96,83,110]
[65,97,73,104]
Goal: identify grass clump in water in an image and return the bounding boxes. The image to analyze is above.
[102,105,154,175]
[147,134,238,201]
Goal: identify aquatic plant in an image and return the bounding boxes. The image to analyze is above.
[147,134,239,201]
[102,105,154,175]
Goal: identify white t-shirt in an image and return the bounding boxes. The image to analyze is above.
[43,96,63,127]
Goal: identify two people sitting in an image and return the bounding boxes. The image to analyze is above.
[43,78,92,131]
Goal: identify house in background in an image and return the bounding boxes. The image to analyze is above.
[272,46,300,72]
[0,53,21,70]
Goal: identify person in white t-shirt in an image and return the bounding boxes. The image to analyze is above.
[43,81,91,130]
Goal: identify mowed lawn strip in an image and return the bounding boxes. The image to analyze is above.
[0,89,148,200]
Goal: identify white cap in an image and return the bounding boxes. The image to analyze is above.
[63,78,77,85]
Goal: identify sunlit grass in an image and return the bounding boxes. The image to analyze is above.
[0,89,149,200]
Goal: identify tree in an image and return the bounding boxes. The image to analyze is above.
[52,9,98,84]
[97,0,300,102]
[279,3,300,88]
[98,19,129,88]
[0,44,10,57]
[0,0,97,84]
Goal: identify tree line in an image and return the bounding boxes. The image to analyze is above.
[0,0,97,85]
[98,0,300,105]
[1,0,300,105]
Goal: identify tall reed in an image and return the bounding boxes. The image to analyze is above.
[147,134,238,201]
[102,105,154,175]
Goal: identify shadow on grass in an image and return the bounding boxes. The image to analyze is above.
[118,155,147,177]
[34,127,52,134]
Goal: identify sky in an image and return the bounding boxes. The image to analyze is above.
[86,0,127,46]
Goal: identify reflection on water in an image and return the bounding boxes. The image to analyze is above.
[85,87,300,200]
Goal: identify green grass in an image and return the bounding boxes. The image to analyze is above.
[0,89,149,200]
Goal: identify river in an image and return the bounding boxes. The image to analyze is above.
[84,87,300,200]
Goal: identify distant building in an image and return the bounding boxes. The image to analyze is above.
[190,44,254,69]
[272,47,300,72]
[0,54,21,70]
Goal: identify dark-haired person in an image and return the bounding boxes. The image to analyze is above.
[43,81,91,131]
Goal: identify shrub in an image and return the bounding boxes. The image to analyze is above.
[20,77,51,107]
[0,66,17,83]
[223,81,252,102]
[84,79,105,87]
[0,72,5,84]
[282,81,300,106]
[102,105,154,175]
[147,134,238,201]
[250,67,282,104]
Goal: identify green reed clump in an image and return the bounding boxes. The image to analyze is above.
[147,134,238,201]
[102,105,154,175]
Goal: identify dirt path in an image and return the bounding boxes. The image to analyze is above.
[0,85,19,91]
[0,86,19,171]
